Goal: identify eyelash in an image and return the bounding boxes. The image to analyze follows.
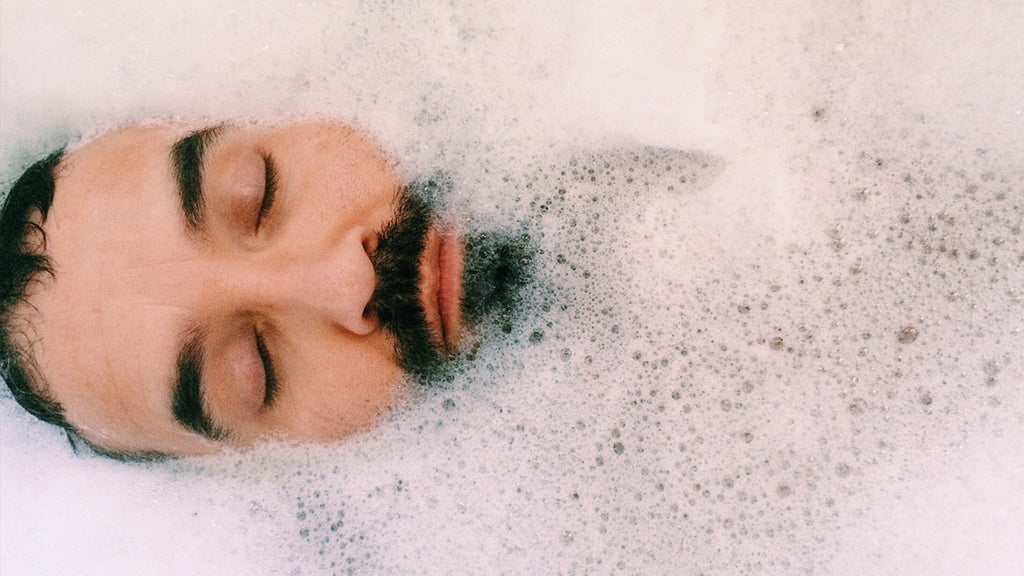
[257,153,279,230]
[253,327,279,406]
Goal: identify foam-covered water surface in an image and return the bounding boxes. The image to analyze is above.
[2,1,1022,574]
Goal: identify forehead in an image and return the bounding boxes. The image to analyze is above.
[27,125,208,452]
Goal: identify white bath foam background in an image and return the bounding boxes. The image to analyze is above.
[2,1,1022,575]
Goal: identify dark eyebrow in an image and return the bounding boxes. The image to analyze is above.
[172,328,226,440]
[171,126,222,233]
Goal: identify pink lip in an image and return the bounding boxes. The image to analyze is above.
[420,226,464,351]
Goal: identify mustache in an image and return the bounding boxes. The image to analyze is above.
[369,176,536,380]
[368,189,441,377]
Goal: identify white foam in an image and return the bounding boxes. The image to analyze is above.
[3,1,1022,574]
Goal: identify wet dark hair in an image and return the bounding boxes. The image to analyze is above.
[1,150,70,431]
[1,151,165,462]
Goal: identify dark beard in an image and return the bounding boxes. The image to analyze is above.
[460,230,534,328]
[409,171,535,329]
[370,178,535,381]
[369,190,442,379]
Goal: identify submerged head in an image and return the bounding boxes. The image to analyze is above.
[1,121,482,457]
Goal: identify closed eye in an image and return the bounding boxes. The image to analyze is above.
[257,153,279,230]
[253,327,279,406]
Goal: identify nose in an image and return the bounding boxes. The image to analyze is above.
[235,227,379,335]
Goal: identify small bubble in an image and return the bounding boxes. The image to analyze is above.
[721,399,733,412]
[848,398,867,415]
[920,392,933,406]
[529,330,545,343]
[897,326,919,344]
[611,428,621,438]
[737,304,751,314]
[769,337,785,350]
[983,361,1001,377]
[835,463,851,478]
[671,390,681,400]
[612,442,625,455]
[740,431,753,443]
[560,348,572,361]
[776,484,793,498]
[442,398,456,410]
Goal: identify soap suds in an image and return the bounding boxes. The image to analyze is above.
[2,1,1022,575]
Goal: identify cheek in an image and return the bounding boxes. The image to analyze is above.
[279,337,404,439]
[290,153,400,227]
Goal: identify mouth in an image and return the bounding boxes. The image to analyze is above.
[419,226,464,351]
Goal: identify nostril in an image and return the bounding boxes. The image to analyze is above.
[362,232,378,258]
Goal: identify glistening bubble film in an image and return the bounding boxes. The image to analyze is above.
[2,1,1022,574]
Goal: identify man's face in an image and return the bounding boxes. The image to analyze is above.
[22,121,466,456]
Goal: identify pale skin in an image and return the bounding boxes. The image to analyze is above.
[18,121,464,456]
